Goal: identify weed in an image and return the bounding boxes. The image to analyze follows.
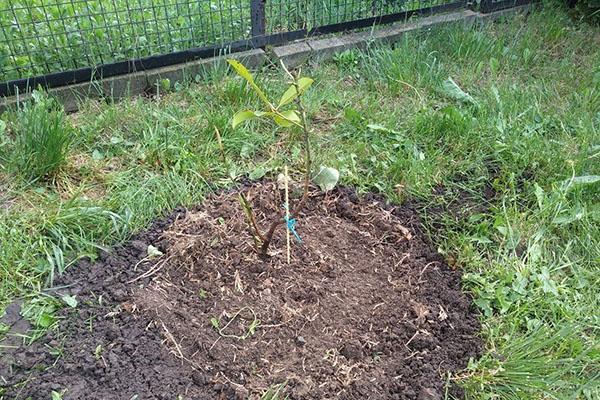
[198,288,208,300]
[261,383,288,400]
[210,307,260,340]
[94,344,103,360]
[51,389,67,400]
[1,91,72,182]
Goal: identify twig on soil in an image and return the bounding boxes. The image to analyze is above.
[160,320,185,360]
[127,254,175,283]
[394,253,411,268]
[133,256,150,272]
[418,261,439,283]
[405,331,420,347]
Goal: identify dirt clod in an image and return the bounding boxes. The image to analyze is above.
[2,183,482,399]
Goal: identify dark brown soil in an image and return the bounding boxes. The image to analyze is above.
[1,183,482,400]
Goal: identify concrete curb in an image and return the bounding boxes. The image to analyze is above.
[273,6,531,68]
[0,49,266,113]
[0,5,532,113]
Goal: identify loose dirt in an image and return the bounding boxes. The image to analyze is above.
[2,182,482,400]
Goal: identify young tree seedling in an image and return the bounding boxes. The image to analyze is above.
[228,59,315,256]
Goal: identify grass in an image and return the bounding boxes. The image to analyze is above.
[0,0,435,82]
[0,91,72,181]
[0,5,599,399]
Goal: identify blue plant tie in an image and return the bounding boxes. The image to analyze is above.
[285,216,302,243]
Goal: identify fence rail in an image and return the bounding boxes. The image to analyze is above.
[0,0,527,97]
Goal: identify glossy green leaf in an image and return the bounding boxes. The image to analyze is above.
[278,77,314,108]
[232,110,264,129]
[227,59,272,108]
[227,59,254,83]
[272,110,301,127]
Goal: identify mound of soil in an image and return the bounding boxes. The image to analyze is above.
[2,183,482,400]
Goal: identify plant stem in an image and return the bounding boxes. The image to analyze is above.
[239,193,266,247]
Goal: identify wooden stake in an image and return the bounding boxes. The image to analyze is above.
[284,166,291,264]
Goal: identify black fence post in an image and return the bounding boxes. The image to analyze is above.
[251,0,266,37]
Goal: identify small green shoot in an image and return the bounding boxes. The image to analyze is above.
[261,382,288,400]
[94,344,103,360]
[51,390,66,400]
[210,307,260,340]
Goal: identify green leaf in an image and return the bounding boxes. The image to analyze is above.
[552,203,585,225]
[227,59,272,108]
[278,77,314,108]
[442,77,477,105]
[473,298,492,317]
[534,183,545,210]
[61,295,78,308]
[0,119,6,135]
[94,344,103,359]
[232,110,268,129]
[198,289,208,300]
[562,175,600,190]
[51,391,63,400]
[232,110,257,129]
[367,123,400,135]
[537,267,558,296]
[38,312,56,328]
[91,149,104,161]
[313,166,340,192]
[272,110,301,127]
[249,166,267,180]
[210,317,220,330]
[227,59,254,84]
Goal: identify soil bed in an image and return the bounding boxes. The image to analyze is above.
[2,182,482,400]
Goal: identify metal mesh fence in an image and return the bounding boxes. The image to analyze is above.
[0,0,467,89]
[480,0,528,12]
[0,0,251,82]
[264,0,461,34]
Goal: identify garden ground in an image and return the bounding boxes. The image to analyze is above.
[0,6,599,399]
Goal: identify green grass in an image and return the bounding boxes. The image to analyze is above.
[0,0,436,82]
[0,6,599,399]
[0,91,72,182]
